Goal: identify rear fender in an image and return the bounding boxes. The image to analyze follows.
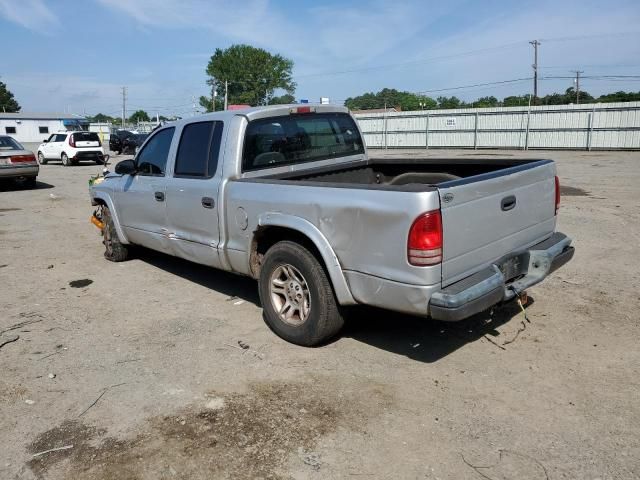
[257,213,356,305]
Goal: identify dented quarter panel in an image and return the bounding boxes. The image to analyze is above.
[224,180,442,287]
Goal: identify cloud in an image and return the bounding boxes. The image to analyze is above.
[0,0,58,33]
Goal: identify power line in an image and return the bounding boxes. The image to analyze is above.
[293,41,529,79]
[416,77,532,94]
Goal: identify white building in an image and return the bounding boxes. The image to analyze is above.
[0,112,89,145]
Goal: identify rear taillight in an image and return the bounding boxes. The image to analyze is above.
[9,154,36,163]
[408,210,443,266]
[69,135,76,147]
[555,176,560,215]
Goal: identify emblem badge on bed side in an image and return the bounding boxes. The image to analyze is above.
[442,192,454,203]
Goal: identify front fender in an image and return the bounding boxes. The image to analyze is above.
[90,190,129,244]
[257,212,356,305]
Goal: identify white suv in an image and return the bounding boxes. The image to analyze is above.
[37,131,106,166]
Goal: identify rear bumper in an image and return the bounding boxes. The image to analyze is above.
[72,150,104,161]
[429,232,574,321]
[0,164,39,178]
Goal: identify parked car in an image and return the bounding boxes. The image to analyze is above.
[109,130,134,155]
[121,133,149,155]
[89,105,574,346]
[0,135,38,187]
[38,131,105,166]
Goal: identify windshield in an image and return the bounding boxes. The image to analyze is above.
[242,113,364,171]
[0,136,25,151]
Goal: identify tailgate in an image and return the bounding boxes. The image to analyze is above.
[72,132,101,148]
[76,141,100,148]
[438,160,557,286]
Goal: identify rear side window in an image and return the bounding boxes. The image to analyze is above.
[174,121,223,178]
[242,112,364,171]
[136,127,175,176]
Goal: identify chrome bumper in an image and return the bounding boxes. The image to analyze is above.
[429,232,574,321]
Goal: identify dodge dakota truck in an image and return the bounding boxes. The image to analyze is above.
[89,104,574,346]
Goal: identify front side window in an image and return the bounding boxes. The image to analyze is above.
[136,127,175,176]
[174,121,223,178]
[5,126,16,134]
[54,134,67,142]
[242,113,364,171]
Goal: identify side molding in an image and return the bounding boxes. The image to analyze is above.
[91,192,129,244]
[257,213,356,305]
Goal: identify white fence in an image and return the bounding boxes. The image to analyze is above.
[354,101,640,150]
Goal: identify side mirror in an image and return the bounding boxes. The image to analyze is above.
[115,159,136,175]
[43,139,49,143]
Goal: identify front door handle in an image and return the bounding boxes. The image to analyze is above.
[154,191,165,202]
[201,197,215,209]
[501,195,516,211]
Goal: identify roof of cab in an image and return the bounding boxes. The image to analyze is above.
[166,104,350,129]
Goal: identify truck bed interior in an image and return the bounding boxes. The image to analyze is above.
[267,157,543,187]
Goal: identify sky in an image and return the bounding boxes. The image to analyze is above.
[1,0,639,117]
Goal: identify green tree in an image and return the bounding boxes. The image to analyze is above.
[202,44,295,108]
[90,113,114,123]
[0,81,20,112]
[597,91,640,103]
[472,96,499,108]
[345,88,436,111]
[129,110,150,123]
[437,96,463,109]
[502,95,531,107]
[269,93,296,105]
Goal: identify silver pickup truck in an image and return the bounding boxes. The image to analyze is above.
[89,105,574,346]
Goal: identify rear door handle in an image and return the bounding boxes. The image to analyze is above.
[201,197,215,209]
[501,195,516,211]
[154,191,165,202]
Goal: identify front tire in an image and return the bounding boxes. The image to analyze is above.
[102,207,129,262]
[258,241,345,346]
[37,152,47,165]
[61,153,70,166]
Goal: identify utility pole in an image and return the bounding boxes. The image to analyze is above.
[529,40,541,102]
[224,80,228,111]
[121,86,127,128]
[211,82,216,112]
[572,70,584,104]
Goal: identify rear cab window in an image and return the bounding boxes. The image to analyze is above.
[174,121,224,178]
[242,112,364,172]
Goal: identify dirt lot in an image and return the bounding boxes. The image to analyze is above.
[1,149,639,479]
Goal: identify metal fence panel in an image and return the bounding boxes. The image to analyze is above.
[354,101,640,150]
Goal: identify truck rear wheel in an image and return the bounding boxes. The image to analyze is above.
[259,241,344,346]
[102,207,129,262]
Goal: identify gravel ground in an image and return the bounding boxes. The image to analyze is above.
[0,149,638,479]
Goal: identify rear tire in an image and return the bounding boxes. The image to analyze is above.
[61,153,70,166]
[102,207,129,262]
[258,241,345,346]
[37,152,47,165]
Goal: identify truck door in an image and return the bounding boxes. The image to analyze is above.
[116,127,175,254]
[165,120,224,269]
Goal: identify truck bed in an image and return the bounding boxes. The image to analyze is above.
[252,157,546,190]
